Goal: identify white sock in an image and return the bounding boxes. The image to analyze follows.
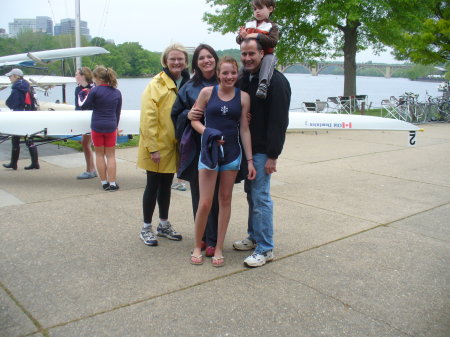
[143,222,151,229]
[109,181,116,186]
[159,219,168,226]
[101,180,108,185]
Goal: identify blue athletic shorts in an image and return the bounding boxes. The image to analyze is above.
[198,152,242,172]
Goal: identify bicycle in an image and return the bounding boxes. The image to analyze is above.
[426,92,450,122]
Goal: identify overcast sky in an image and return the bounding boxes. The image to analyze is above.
[1,0,400,63]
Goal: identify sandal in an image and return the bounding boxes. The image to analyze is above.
[190,254,204,265]
[211,256,225,267]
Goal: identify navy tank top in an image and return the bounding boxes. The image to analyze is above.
[204,85,242,164]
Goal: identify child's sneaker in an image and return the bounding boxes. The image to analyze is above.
[256,82,268,99]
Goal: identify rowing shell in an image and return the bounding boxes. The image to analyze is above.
[289,112,420,131]
[0,47,109,67]
[289,112,422,146]
[0,110,140,136]
[0,110,421,145]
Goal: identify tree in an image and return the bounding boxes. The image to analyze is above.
[204,0,429,96]
[389,1,449,64]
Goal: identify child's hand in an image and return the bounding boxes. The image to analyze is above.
[239,27,247,38]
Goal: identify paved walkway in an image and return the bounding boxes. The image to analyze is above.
[1,124,449,337]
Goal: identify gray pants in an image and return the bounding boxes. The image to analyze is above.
[259,54,277,85]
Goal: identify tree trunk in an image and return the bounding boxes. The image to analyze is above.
[342,21,360,97]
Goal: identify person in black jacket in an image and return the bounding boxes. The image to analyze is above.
[233,38,291,267]
[2,68,39,170]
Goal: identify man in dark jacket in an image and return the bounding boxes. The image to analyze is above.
[233,38,291,267]
[3,68,40,170]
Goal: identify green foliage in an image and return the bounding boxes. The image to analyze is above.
[390,1,450,64]
[216,49,242,64]
[393,63,444,80]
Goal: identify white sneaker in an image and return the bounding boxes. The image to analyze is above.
[232,238,256,251]
[244,251,274,267]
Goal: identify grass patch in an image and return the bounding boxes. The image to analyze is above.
[117,135,140,148]
[53,135,140,151]
[53,139,83,151]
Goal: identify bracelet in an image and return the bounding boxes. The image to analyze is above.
[247,158,253,161]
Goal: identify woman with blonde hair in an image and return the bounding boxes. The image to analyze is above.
[138,43,190,246]
[79,65,122,191]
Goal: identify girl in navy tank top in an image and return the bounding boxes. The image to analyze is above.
[190,56,256,267]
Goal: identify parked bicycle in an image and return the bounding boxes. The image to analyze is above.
[426,92,450,122]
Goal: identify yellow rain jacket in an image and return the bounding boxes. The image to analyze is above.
[137,71,179,173]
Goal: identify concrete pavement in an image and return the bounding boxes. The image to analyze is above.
[1,124,449,337]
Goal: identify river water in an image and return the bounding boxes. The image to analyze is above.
[1,74,442,111]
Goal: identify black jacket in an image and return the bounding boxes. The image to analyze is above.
[238,69,291,159]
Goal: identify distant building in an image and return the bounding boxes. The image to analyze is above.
[8,17,53,37]
[35,16,53,35]
[54,18,90,40]
[0,28,7,38]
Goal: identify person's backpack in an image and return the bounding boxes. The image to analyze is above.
[24,86,39,111]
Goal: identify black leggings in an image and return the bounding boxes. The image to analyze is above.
[143,171,174,224]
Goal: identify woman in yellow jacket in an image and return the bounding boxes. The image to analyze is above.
[138,43,190,246]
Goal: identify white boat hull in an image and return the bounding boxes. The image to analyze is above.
[0,110,419,139]
[0,110,140,136]
[288,112,420,131]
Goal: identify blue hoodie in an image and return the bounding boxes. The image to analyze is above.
[6,79,29,111]
[200,127,224,170]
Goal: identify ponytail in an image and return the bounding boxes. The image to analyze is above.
[93,65,118,88]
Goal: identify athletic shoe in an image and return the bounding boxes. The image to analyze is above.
[157,221,182,241]
[140,226,158,246]
[171,182,187,191]
[77,171,97,179]
[244,251,274,268]
[256,82,268,99]
[232,238,256,251]
[176,183,186,191]
[102,182,110,190]
[107,184,120,192]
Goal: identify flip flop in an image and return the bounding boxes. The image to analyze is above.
[190,254,204,265]
[211,256,225,267]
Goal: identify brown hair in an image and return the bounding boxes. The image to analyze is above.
[160,43,189,68]
[77,66,93,83]
[217,56,239,77]
[252,0,276,14]
[93,65,118,88]
[191,44,219,85]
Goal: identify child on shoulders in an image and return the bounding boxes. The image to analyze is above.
[236,0,279,99]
